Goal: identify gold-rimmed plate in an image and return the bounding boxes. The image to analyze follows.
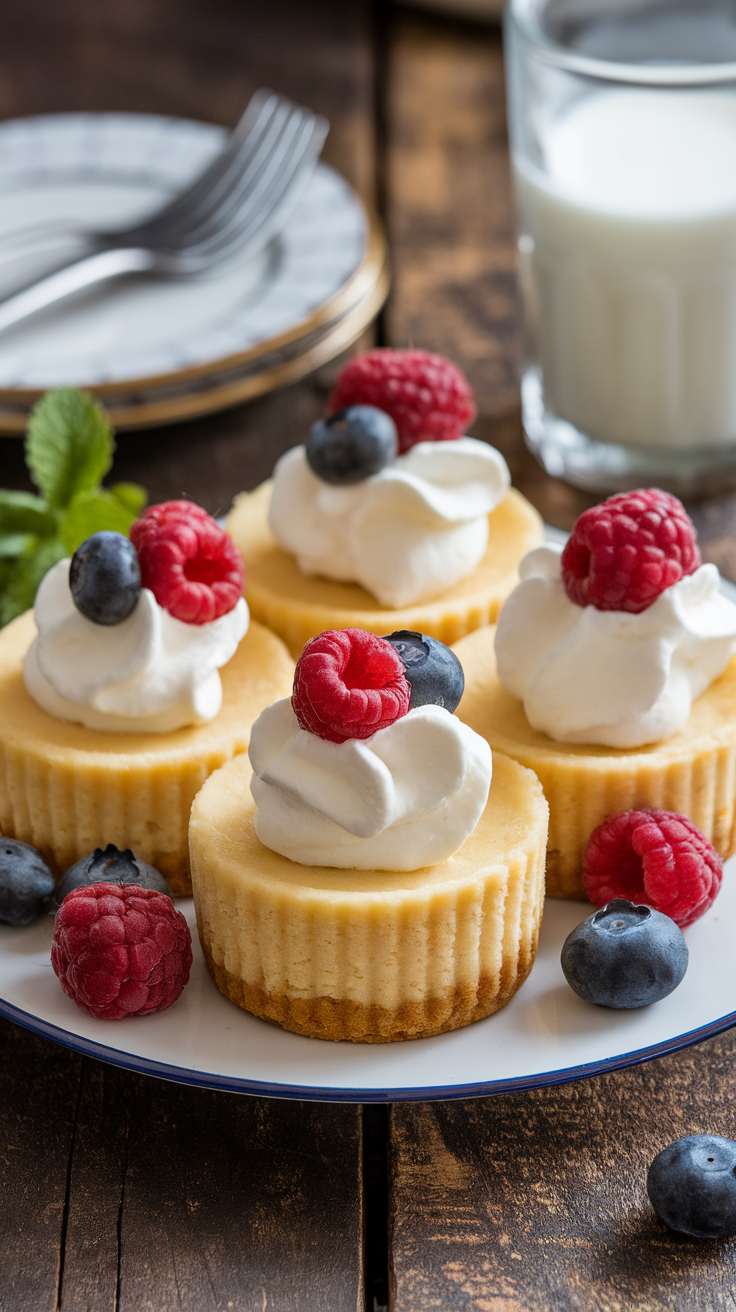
[0,113,387,431]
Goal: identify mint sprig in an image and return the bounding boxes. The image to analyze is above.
[0,389,147,626]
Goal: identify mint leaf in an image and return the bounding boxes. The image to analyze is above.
[26,390,114,510]
[60,488,138,554]
[0,489,57,537]
[110,481,147,517]
[0,538,66,625]
[0,532,36,558]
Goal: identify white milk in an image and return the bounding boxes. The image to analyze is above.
[515,90,736,450]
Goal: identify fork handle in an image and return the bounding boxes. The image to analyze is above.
[0,247,155,335]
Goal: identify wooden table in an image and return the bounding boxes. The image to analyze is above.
[2,2,736,1308]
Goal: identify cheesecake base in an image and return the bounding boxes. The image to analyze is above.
[190,750,548,1042]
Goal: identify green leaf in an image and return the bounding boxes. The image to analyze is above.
[0,557,15,597]
[109,481,147,516]
[0,489,57,537]
[0,532,37,558]
[25,389,114,510]
[59,488,138,555]
[0,537,66,626]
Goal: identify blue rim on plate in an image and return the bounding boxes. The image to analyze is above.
[1,993,735,1102]
[1,529,733,1103]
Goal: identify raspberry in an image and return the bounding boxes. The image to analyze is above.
[51,882,192,1020]
[328,348,476,455]
[292,629,410,743]
[561,489,701,614]
[130,501,244,625]
[583,809,722,928]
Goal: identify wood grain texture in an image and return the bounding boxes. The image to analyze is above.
[0,1018,363,1312]
[390,1030,736,1312]
[384,10,519,416]
[60,1061,362,1312]
[0,1019,82,1312]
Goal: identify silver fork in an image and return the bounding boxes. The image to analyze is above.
[0,89,328,335]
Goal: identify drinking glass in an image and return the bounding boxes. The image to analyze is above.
[505,0,736,494]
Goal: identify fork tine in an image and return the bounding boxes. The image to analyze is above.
[125,89,283,242]
[184,114,328,266]
[160,101,303,250]
[198,114,324,254]
[149,100,295,248]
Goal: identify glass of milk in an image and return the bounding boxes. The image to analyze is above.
[506,0,736,494]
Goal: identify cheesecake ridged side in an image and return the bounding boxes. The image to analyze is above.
[0,612,294,895]
[189,751,548,1042]
[453,625,736,900]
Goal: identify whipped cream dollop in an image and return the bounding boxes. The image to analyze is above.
[24,559,249,733]
[269,437,510,608]
[495,545,736,748]
[249,699,492,869]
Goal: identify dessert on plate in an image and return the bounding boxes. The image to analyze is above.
[228,349,543,656]
[453,489,736,899]
[0,501,294,895]
[190,627,548,1042]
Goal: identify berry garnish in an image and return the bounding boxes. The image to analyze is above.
[0,839,55,926]
[561,489,701,614]
[292,629,410,743]
[584,809,722,928]
[54,844,172,907]
[306,405,398,485]
[51,882,192,1020]
[130,500,244,625]
[382,631,464,713]
[328,348,476,455]
[561,898,688,1009]
[70,531,141,625]
[648,1135,736,1238]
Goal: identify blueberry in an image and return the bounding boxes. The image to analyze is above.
[648,1135,736,1237]
[560,898,688,1008]
[0,839,55,926]
[382,630,465,713]
[54,844,173,905]
[306,406,398,485]
[70,531,141,625]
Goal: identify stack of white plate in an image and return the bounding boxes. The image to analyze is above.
[0,114,388,433]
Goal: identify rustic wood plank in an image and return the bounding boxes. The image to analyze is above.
[0,1017,82,1312]
[56,1060,130,1312]
[384,9,518,416]
[56,1060,363,1312]
[389,1029,736,1312]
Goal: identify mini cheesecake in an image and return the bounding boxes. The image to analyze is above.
[0,611,294,895]
[189,749,548,1042]
[228,480,543,658]
[453,625,736,900]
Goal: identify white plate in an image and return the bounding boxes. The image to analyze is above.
[2,535,733,1102]
[0,113,372,394]
[0,868,734,1103]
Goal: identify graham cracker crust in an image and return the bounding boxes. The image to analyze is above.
[201,936,538,1043]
